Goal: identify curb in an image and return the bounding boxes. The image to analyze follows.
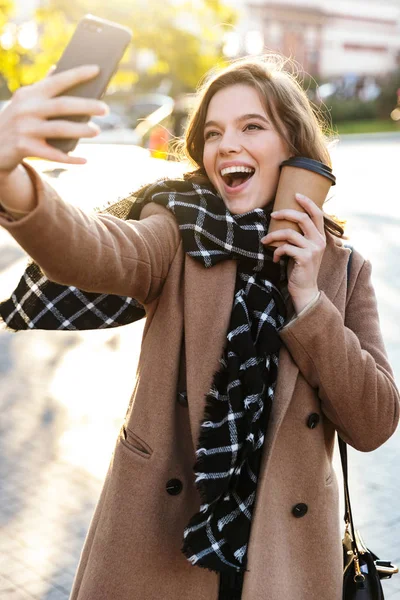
[338,131,400,142]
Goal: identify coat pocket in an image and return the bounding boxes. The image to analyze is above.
[120,425,153,459]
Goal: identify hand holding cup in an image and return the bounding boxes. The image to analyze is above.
[266,157,336,247]
[262,191,327,314]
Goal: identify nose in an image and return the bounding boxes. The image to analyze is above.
[218,129,242,155]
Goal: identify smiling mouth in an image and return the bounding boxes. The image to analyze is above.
[221,170,255,189]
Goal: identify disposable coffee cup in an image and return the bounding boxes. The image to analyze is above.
[267,157,336,247]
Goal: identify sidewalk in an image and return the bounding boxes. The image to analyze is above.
[338,130,400,143]
[0,314,145,599]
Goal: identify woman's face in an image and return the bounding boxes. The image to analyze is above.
[203,84,291,215]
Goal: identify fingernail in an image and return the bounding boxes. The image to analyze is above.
[270,211,277,216]
[89,122,101,134]
[296,193,305,200]
[85,64,100,74]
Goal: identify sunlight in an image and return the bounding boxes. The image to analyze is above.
[59,424,119,479]
[31,337,55,360]
[0,23,16,50]
[390,108,400,121]
[29,146,188,211]
[48,322,144,478]
[17,21,38,50]
[244,30,264,55]
[222,31,240,58]
[0,256,27,306]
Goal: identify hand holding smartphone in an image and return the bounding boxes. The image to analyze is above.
[47,14,132,153]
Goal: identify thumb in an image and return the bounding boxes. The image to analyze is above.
[46,64,57,77]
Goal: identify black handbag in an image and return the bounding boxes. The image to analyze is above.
[339,436,398,599]
[341,246,398,599]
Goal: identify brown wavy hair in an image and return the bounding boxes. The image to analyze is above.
[179,54,345,238]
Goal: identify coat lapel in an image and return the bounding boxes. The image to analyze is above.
[183,236,350,455]
[184,257,237,452]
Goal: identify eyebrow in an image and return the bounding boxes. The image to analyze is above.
[204,113,270,129]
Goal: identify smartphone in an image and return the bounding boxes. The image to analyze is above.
[47,14,132,153]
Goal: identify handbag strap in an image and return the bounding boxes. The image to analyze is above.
[339,244,357,545]
[338,435,357,539]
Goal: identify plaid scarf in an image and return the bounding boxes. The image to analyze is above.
[135,180,287,573]
[0,195,146,331]
[0,178,287,574]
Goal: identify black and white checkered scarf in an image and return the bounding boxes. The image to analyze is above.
[124,178,287,573]
[0,194,145,331]
[0,178,287,574]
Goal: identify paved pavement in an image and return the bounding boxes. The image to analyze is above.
[0,136,400,599]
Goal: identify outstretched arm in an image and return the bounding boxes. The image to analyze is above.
[0,66,180,305]
[0,194,147,331]
[0,163,180,305]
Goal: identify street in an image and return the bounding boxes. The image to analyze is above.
[0,134,399,599]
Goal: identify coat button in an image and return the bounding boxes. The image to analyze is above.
[177,391,188,407]
[307,413,320,429]
[292,503,308,518]
[166,479,183,496]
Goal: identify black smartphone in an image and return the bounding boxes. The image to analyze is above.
[47,14,132,153]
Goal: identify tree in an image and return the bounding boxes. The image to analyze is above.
[0,0,237,97]
[0,0,15,96]
[0,0,13,27]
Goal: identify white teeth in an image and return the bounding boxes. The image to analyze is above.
[220,166,255,177]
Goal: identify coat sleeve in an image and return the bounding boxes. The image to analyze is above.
[0,163,181,305]
[278,258,400,452]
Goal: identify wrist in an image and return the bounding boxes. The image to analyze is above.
[292,289,320,315]
[0,168,15,189]
[0,164,37,219]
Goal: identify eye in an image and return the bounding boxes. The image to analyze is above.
[204,130,220,140]
[244,123,264,132]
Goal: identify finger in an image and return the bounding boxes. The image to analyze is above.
[295,193,325,233]
[26,139,87,164]
[272,243,307,263]
[272,194,325,235]
[37,97,108,118]
[261,228,307,248]
[46,64,56,77]
[28,119,100,139]
[270,208,322,239]
[39,64,100,98]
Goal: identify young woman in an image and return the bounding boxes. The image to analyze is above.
[0,55,398,600]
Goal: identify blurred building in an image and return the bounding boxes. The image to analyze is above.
[229,0,400,78]
[13,0,400,80]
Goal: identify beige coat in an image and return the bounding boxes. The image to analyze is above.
[1,163,399,600]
